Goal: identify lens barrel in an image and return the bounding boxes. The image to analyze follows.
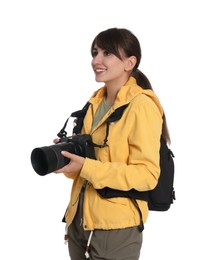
[31,142,75,176]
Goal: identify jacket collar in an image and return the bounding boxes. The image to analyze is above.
[89,77,142,109]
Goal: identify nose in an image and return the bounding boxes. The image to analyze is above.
[92,53,103,66]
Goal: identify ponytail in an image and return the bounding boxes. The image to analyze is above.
[132,69,171,144]
[131,69,153,90]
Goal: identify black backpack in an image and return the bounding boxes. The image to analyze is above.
[70,102,176,212]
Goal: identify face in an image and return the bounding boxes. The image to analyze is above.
[91,45,133,87]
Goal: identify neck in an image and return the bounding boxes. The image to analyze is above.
[105,89,118,105]
[105,76,130,104]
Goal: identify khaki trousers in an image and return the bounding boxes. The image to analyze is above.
[67,193,143,260]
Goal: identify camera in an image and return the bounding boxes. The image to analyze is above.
[31,134,96,176]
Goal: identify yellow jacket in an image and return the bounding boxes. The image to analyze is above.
[65,77,163,230]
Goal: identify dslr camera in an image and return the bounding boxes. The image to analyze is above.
[31,134,96,176]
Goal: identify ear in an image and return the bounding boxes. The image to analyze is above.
[124,56,137,72]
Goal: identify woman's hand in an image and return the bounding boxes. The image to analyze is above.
[54,151,85,175]
[53,138,60,144]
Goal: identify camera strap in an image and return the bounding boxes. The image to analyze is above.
[57,102,90,139]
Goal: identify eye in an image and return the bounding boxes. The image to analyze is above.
[91,49,98,57]
[104,50,112,56]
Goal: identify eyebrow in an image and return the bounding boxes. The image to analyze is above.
[93,46,102,50]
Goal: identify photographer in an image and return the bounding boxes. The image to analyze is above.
[54,28,167,259]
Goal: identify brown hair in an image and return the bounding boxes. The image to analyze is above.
[91,28,170,144]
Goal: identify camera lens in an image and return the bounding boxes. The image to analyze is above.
[30,135,93,176]
[31,143,73,176]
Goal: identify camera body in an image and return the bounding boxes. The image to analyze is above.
[31,134,96,176]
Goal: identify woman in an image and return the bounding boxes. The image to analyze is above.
[55,28,170,260]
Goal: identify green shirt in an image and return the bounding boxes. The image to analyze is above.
[92,98,113,130]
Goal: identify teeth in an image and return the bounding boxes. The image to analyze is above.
[95,69,106,72]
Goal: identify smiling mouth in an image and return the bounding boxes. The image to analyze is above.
[94,68,107,73]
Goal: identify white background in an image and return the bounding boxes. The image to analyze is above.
[0,0,211,259]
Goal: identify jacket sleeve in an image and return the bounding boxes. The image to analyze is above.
[80,95,163,192]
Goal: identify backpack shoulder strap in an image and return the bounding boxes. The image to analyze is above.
[57,102,90,138]
[101,104,129,147]
[71,102,91,135]
[106,104,129,123]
